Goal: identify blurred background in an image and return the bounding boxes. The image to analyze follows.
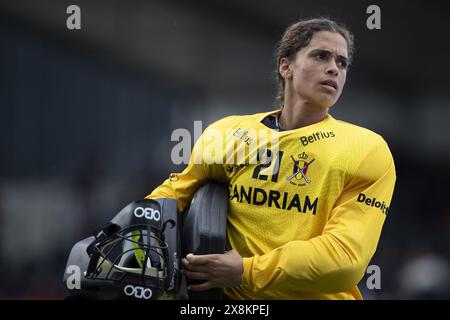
[1,0,450,299]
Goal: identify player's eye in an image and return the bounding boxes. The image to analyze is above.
[315,52,328,60]
[337,59,348,69]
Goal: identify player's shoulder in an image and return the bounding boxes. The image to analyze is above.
[331,118,395,178]
[333,117,387,146]
[332,117,393,163]
[207,110,274,130]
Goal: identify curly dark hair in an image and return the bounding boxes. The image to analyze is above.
[274,18,354,108]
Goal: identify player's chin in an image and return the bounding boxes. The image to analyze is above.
[314,94,338,109]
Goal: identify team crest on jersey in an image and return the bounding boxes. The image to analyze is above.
[286,152,315,186]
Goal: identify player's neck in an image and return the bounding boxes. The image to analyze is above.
[279,98,328,130]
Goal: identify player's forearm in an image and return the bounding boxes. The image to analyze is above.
[241,234,369,294]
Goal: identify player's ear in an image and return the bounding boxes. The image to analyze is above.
[279,57,292,80]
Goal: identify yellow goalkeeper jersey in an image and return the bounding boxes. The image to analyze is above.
[146,109,396,300]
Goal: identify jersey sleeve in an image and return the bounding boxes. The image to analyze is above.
[145,121,228,213]
[241,138,396,294]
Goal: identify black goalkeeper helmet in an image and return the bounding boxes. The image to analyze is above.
[63,198,181,300]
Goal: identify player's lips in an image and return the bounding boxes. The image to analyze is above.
[319,79,338,91]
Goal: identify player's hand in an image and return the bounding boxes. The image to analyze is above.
[181,250,243,291]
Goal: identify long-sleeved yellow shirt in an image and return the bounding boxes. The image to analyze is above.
[146,109,396,300]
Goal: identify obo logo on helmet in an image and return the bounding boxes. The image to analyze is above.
[133,207,161,221]
[123,285,153,299]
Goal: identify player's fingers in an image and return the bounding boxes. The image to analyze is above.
[182,270,210,280]
[188,281,214,291]
[182,258,209,272]
[185,253,216,265]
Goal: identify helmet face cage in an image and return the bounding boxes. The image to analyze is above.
[64,199,182,300]
[86,223,170,298]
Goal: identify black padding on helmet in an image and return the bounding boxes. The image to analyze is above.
[181,181,229,300]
